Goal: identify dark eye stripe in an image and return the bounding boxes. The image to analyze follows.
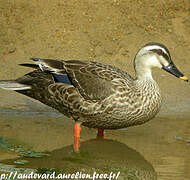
[150,49,171,62]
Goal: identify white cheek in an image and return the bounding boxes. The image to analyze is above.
[160,56,170,66]
[146,56,162,69]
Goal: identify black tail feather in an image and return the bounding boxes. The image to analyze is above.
[19,63,39,69]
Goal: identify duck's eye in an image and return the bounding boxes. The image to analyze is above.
[157,49,163,55]
[150,49,170,61]
[150,49,163,56]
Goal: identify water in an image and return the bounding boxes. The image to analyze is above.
[0,104,189,179]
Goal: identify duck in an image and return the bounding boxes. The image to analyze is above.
[0,42,188,151]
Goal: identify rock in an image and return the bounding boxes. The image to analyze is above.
[14,159,29,165]
[120,48,129,56]
[7,45,16,53]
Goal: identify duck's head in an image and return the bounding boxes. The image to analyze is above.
[134,42,188,82]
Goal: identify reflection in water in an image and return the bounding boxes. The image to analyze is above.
[2,139,157,180]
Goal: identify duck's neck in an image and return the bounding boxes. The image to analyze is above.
[134,71,160,95]
[134,62,160,92]
[134,75,159,93]
[133,75,162,125]
[134,67,162,117]
[135,66,154,81]
[134,54,156,82]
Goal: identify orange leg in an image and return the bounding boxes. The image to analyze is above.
[74,122,82,152]
[97,128,104,138]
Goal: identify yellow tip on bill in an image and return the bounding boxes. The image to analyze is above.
[179,76,188,81]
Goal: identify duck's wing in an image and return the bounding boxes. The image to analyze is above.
[29,58,134,101]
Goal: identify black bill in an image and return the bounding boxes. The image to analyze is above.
[162,63,188,82]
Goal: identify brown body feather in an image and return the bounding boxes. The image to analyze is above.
[14,59,161,129]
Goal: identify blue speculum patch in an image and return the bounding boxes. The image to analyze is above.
[53,74,72,85]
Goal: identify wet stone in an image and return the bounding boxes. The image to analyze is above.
[7,45,16,53]
[14,159,29,165]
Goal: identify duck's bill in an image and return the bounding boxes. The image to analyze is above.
[162,63,188,82]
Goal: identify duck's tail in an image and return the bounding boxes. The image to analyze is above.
[0,80,31,91]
